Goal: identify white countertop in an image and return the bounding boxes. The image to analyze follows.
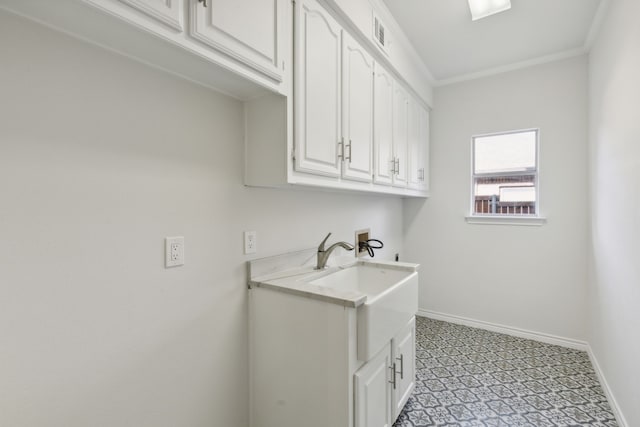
[247,249,419,307]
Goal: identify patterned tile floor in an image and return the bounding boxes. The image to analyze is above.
[394,317,618,427]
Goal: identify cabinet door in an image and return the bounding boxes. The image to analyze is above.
[420,107,430,192]
[342,32,374,182]
[392,317,416,419]
[408,98,426,190]
[119,0,184,30]
[190,0,284,82]
[373,65,394,185]
[408,100,429,191]
[355,342,392,427]
[294,0,343,177]
[392,82,409,187]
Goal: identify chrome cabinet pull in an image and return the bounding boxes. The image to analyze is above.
[338,138,344,160]
[395,158,400,175]
[390,158,396,174]
[346,139,352,163]
[396,354,404,379]
[389,363,397,389]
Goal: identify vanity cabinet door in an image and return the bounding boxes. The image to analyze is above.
[342,31,374,182]
[118,0,184,30]
[294,0,343,177]
[355,342,393,427]
[373,64,394,186]
[190,0,285,83]
[392,317,416,419]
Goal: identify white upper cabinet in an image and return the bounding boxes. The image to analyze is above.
[119,0,184,30]
[421,108,430,192]
[242,0,430,197]
[190,0,285,83]
[408,100,429,191]
[373,64,395,186]
[294,3,375,182]
[294,0,343,177]
[342,31,374,182]
[3,0,432,188]
[392,81,409,187]
[407,98,420,188]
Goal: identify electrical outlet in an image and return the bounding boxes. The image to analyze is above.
[165,236,184,267]
[244,231,257,254]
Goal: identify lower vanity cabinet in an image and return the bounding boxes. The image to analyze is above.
[354,317,416,427]
[354,342,393,427]
[249,283,417,427]
[392,317,416,418]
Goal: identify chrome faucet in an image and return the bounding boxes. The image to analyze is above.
[316,232,354,270]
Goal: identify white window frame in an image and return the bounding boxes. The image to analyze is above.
[466,128,546,226]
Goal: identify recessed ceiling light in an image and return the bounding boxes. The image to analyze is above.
[468,0,512,21]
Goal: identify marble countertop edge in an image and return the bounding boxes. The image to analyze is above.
[247,256,419,308]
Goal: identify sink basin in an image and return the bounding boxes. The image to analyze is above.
[309,263,411,296]
[308,262,418,361]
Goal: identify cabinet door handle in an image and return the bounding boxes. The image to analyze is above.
[395,158,400,175]
[346,139,352,163]
[197,0,207,7]
[396,354,404,379]
[337,138,344,160]
[390,158,396,174]
[389,363,397,389]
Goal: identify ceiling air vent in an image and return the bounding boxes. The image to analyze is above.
[373,14,388,53]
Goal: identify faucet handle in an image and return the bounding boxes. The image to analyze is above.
[318,232,332,251]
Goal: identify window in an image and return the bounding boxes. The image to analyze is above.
[471,129,539,217]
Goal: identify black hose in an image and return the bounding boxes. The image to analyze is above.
[359,239,384,257]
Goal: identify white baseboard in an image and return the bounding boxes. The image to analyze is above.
[587,347,629,427]
[417,309,588,351]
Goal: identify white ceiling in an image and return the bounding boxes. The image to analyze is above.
[383,0,605,85]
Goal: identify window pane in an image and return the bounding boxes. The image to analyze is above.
[473,175,536,215]
[500,186,535,202]
[474,130,536,174]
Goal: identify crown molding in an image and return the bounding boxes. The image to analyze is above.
[434,47,586,87]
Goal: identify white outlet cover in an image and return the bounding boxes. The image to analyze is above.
[165,236,184,267]
[244,231,257,254]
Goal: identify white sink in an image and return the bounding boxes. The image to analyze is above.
[308,262,418,361]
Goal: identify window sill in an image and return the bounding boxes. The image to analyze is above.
[465,215,547,226]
